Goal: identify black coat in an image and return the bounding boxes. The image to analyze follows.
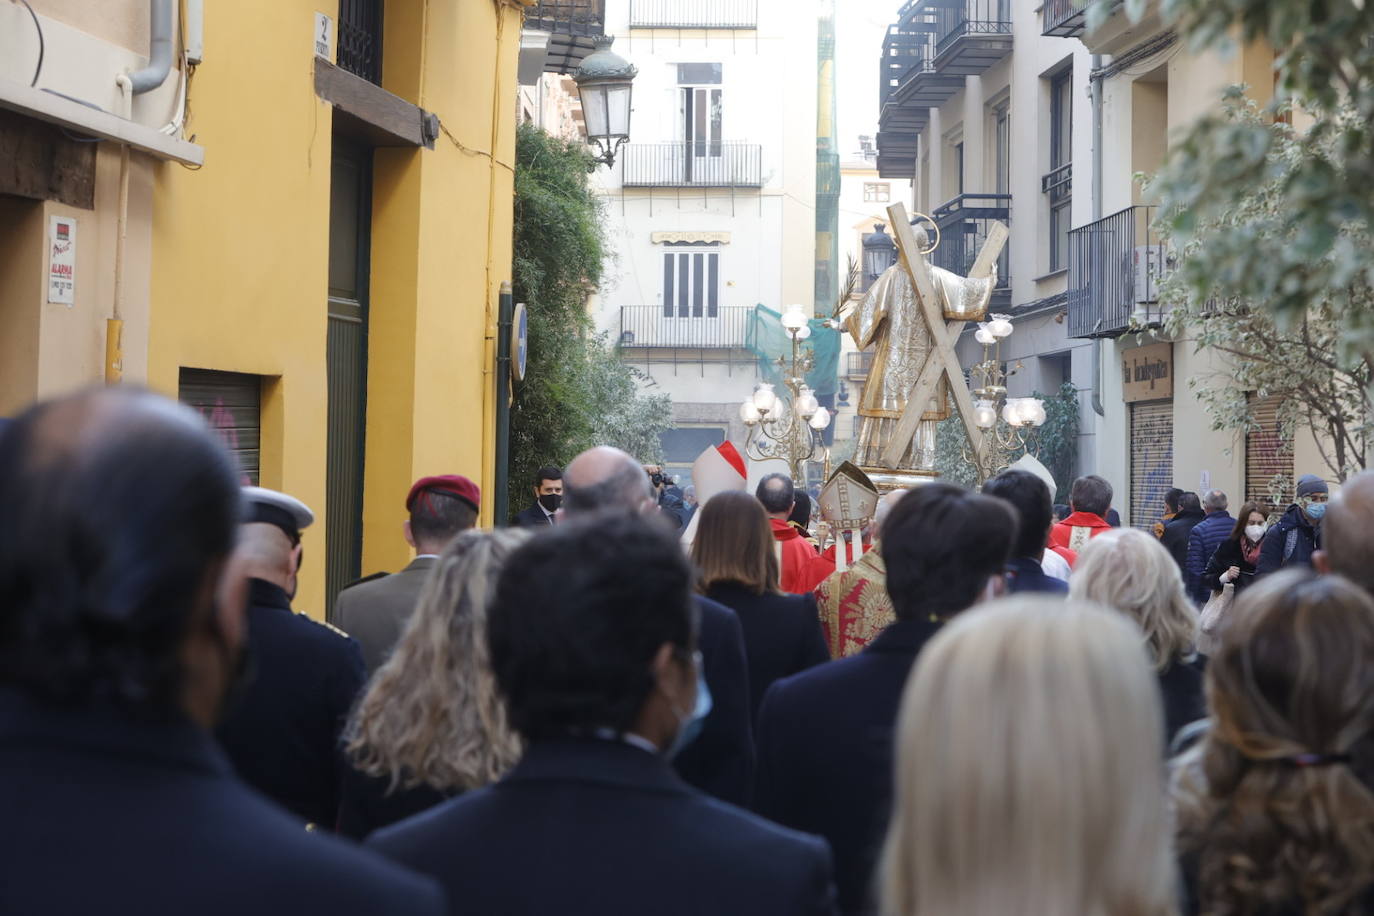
[1257,504,1320,576]
[511,504,554,528]
[367,738,838,916]
[1201,536,1261,598]
[0,689,444,916]
[215,579,366,827]
[338,763,456,841]
[674,594,754,806]
[753,617,942,916]
[706,583,831,724]
[1161,509,1207,573]
[1005,556,1069,595]
[1159,656,1208,749]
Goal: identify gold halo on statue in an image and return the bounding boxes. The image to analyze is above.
[908,212,940,255]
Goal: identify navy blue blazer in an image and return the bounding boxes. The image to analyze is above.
[511,504,554,528]
[1005,556,1069,595]
[368,738,838,916]
[0,689,444,916]
[753,617,942,916]
[705,582,831,724]
[674,594,754,806]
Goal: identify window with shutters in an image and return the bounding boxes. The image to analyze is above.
[661,247,720,318]
[1129,399,1173,530]
[1245,394,1294,510]
[179,368,263,485]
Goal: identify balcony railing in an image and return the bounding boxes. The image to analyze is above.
[845,351,876,378]
[931,193,1011,304]
[525,1,606,74]
[629,0,758,29]
[339,0,383,84]
[1067,205,1173,338]
[932,0,1013,59]
[621,143,763,188]
[1041,0,1087,37]
[618,306,752,348]
[880,22,936,111]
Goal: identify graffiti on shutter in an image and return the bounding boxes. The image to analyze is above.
[1245,394,1293,512]
[179,368,262,485]
[1129,400,1173,531]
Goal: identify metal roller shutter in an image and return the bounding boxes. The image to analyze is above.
[179,368,262,485]
[1129,399,1173,530]
[1245,394,1293,511]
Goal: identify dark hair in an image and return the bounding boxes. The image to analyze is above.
[1164,487,1184,512]
[756,473,795,515]
[788,491,812,530]
[0,389,241,716]
[488,511,697,740]
[983,470,1053,560]
[410,490,477,544]
[1178,492,1201,514]
[533,466,562,488]
[1069,475,1113,517]
[882,483,1017,620]
[1229,500,1268,542]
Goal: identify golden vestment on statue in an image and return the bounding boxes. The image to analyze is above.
[817,549,892,658]
[845,263,994,471]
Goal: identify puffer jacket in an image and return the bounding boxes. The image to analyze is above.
[1255,504,1320,576]
[1186,511,1235,604]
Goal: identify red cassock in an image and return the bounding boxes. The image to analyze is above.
[1048,511,1112,554]
[771,518,834,595]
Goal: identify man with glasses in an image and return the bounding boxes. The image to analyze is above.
[1257,474,1329,576]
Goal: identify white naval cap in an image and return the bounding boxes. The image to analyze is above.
[241,486,315,540]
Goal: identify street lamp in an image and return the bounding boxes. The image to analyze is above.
[861,223,897,291]
[962,314,1047,482]
[740,306,832,482]
[573,38,637,168]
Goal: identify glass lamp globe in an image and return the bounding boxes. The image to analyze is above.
[809,406,831,430]
[780,306,808,332]
[752,383,777,414]
[987,314,1014,339]
[740,399,761,425]
[796,387,819,418]
[974,325,996,346]
[795,323,812,340]
[973,399,998,429]
[1025,398,1048,427]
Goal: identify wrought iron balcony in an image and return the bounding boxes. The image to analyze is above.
[845,350,876,379]
[620,143,763,188]
[339,0,383,84]
[930,0,1013,71]
[1067,205,1174,338]
[618,306,753,348]
[931,193,1011,308]
[629,0,758,29]
[1041,0,1087,37]
[524,0,607,74]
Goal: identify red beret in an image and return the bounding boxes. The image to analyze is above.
[406,474,480,514]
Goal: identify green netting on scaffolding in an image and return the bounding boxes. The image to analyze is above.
[745,305,840,398]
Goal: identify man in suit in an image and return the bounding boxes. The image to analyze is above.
[511,465,562,527]
[563,446,755,805]
[1161,491,1206,574]
[215,487,367,828]
[368,512,837,915]
[983,469,1069,595]
[0,388,443,915]
[753,483,1017,915]
[335,475,480,672]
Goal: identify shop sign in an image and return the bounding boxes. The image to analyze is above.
[47,216,76,306]
[1122,342,1173,403]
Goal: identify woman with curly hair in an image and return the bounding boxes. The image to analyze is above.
[1174,570,1374,914]
[338,528,528,839]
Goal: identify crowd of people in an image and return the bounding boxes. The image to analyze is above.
[4,386,1374,915]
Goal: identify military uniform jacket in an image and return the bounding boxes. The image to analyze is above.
[215,579,366,828]
[335,556,437,673]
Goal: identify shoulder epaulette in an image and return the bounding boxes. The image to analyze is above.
[339,570,389,592]
[318,619,352,639]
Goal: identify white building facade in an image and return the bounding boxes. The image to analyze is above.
[595,0,819,484]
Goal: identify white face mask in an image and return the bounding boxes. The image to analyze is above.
[1245,524,1267,542]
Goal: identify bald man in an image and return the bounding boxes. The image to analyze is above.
[1315,472,1374,596]
[215,488,366,829]
[562,447,755,807]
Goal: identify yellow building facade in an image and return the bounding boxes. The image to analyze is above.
[0,0,538,618]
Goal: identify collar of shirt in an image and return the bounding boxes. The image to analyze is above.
[415,553,440,560]
[589,727,661,756]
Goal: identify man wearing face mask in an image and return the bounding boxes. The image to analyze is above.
[0,389,443,914]
[1256,474,1329,577]
[513,466,563,527]
[753,483,1016,916]
[367,511,838,915]
[215,486,367,829]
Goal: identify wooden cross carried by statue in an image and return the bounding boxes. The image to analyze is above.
[839,201,1009,489]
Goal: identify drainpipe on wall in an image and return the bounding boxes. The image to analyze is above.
[130,0,174,94]
[1090,54,1106,419]
[493,283,515,527]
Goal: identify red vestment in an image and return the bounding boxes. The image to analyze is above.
[771,518,834,595]
[816,550,891,658]
[1049,511,1112,553]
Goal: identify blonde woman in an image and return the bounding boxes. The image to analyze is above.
[1174,570,1374,914]
[880,597,1177,916]
[339,528,527,839]
[1070,527,1205,746]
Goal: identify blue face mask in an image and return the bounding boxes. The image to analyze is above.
[1305,501,1328,522]
[666,652,712,760]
